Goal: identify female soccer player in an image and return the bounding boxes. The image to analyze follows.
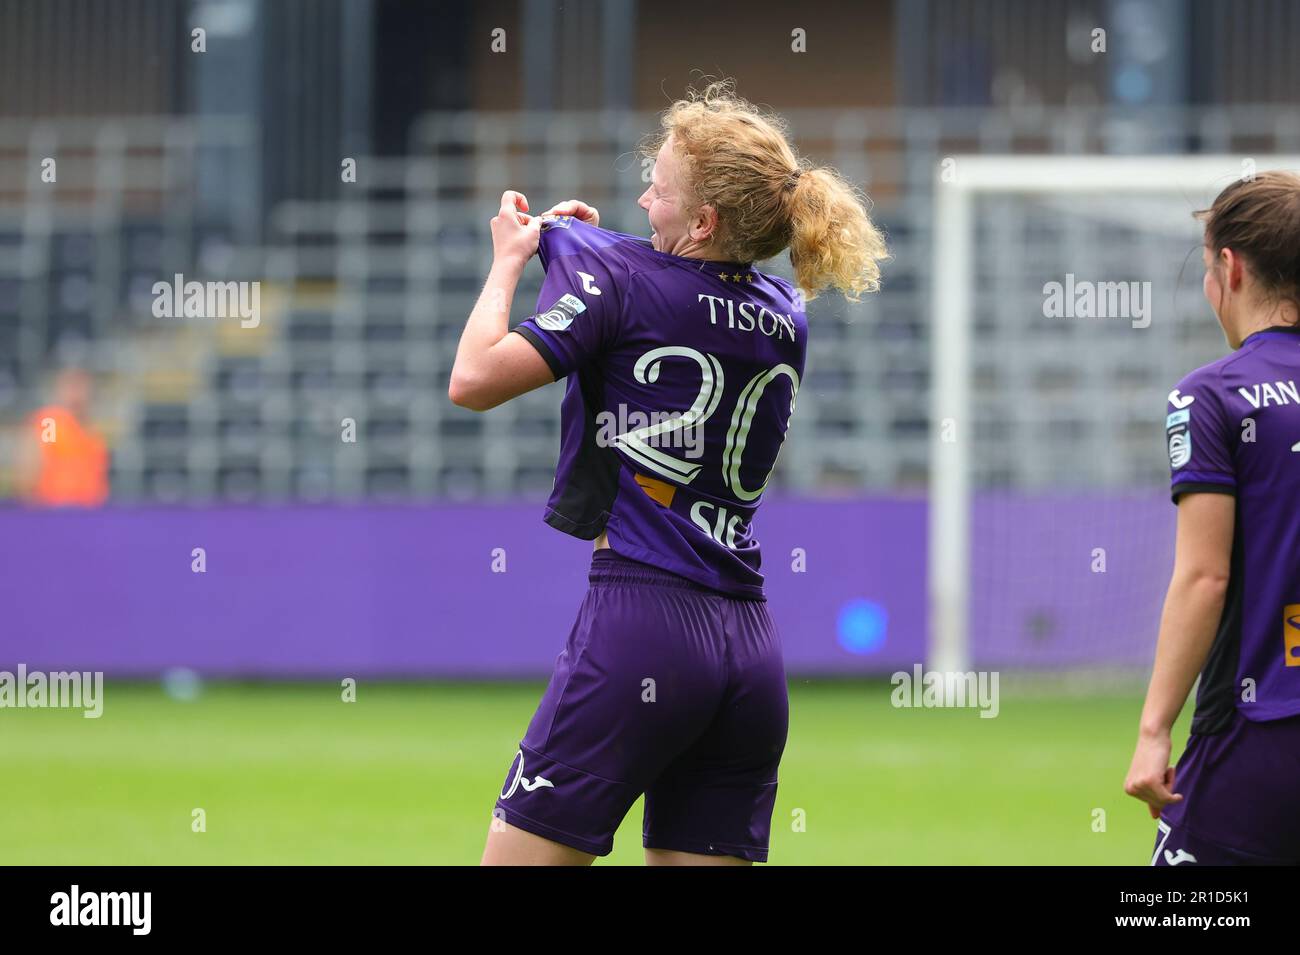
[450,81,887,865]
[1125,170,1300,865]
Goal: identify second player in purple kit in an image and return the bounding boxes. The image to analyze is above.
[450,80,889,865]
[1126,170,1300,865]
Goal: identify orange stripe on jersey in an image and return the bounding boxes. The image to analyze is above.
[634,473,676,508]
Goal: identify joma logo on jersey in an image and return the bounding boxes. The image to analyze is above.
[1238,380,1300,409]
[1283,605,1300,667]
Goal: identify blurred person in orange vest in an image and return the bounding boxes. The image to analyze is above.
[15,367,109,507]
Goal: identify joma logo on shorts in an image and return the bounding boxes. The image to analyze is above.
[501,749,554,799]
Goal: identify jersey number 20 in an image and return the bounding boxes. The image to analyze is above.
[610,345,800,503]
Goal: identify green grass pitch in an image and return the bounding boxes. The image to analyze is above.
[0,679,1187,865]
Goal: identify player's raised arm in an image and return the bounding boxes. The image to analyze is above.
[448,190,555,412]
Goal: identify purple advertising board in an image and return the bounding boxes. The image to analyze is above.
[0,497,928,677]
[0,493,1174,677]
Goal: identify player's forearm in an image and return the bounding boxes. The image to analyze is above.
[1139,571,1228,737]
[451,257,527,393]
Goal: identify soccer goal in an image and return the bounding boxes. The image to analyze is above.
[928,154,1300,676]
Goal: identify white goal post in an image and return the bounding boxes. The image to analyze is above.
[928,154,1300,673]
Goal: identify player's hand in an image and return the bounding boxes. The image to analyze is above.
[1123,732,1183,819]
[491,191,542,266]
[539,199,599,227]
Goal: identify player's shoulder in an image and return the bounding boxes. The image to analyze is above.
[1168,339,1270,412]
[760,269,796,298]
[761,271,806,319]
[1169,351,1239,408]
[537,216,648,276]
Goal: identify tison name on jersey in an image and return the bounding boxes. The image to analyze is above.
[1166,326,1300,733]
[696,294,799,340]
[510,216,808,598]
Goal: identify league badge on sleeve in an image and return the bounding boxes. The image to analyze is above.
[534,292,586,332]
[1166,408,1191,469]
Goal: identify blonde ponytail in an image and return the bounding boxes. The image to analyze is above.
[787,167,889,302]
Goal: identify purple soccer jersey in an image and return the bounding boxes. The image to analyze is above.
[512,215,807,598]
[1167,326,1300,732]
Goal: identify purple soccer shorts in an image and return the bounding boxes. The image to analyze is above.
[493,549,789,861]
[1152,709,1300,865]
